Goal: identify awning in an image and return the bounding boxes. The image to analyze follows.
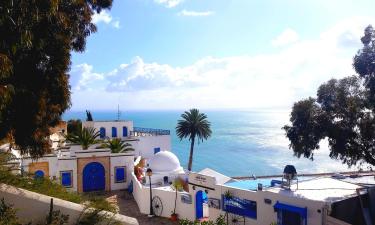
[274,201,307,218]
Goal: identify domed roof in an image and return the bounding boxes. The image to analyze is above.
[148,151,182,173]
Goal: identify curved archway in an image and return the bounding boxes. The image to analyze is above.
[34,170,44,179]
[82,162,105,192]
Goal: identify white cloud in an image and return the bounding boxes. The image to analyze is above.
[154,0,184,8]
[178,10,214,17]
[71,18,373,110]
[271,28,299,47]
[70,64,104,91]
[92,10,120,29]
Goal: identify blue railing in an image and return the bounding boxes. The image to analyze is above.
[222,195,257,219]
[131,127,170,136]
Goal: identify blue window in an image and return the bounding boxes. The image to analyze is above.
[60,171,73,188]
[123,126,128,137]
[99,127,106,138]
[154,147,161,154]
[115,167,126,183]
[34,170,44,179]
[112,127,117,137]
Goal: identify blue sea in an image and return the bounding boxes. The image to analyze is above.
[63,110,356,177]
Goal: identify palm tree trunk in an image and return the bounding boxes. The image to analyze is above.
[188,136,195,171]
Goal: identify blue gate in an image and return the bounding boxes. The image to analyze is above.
[83,162,105,192]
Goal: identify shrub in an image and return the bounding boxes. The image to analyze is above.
[0,198,21,225]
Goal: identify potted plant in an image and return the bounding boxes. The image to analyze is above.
[224,190,233,199]
[170,179,183,221]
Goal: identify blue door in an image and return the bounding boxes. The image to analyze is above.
[123,126,128,137]
[196,191,204,219]
[83,162,105,192]
[100,127,106,139]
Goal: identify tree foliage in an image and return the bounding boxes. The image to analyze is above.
[284,25,375,166]
[66,127,99,150]
[86,110,93,121]
[102,138,134,153]
[67,119,82,135]
[0,0,112,158]
[176,109,212,171]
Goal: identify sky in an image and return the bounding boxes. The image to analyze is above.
[69,0,375,111]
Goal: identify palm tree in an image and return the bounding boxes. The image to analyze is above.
[176,108,212,171]
[102,138,134,153]
[66,127,99,150]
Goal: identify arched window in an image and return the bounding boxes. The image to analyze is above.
[112,127,117,137]
[123,126,128,137]
[99,127,106,139]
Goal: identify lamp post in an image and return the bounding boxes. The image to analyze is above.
[146,168,154,217]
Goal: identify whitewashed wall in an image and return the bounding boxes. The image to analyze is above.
[82,121,134,138]
[130,135,171,159]
[131,173,195,221]
[207,184,325,225]
[56,158,78,192]
[23,155,58,179]
[110,154,134,190]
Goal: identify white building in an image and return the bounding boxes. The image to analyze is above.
[132,157,373,225]
[22,144,134,193]
[82,121,171,159]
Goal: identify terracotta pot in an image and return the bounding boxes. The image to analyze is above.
[170,213,178,221]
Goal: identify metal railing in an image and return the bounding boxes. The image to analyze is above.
[130,127,170,136]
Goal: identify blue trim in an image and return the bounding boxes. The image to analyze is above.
[61,171,72,187]
[222,195,257,219]
[274,201,307,218]
[99,127,106,138]
[271,180,282,187]
[115,167,126,183]
[112,127,117,137]
[154,147,161,154]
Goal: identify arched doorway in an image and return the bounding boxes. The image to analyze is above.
[34,170,44,179]
[83,162,105,192]
[196,190,209,220]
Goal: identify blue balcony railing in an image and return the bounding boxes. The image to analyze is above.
[131,127,170,136]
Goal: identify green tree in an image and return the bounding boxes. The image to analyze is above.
[283,25,375,166]
[67,119,82,135]
[176,109,212,171]
[0,0,113,158]
[102,138,134,153]
[66,127,99,150]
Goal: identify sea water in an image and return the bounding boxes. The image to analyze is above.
[63,110,357,177]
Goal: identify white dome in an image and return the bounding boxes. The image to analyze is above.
[148,151,182,173]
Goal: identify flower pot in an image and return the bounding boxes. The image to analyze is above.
[170,213,178,221]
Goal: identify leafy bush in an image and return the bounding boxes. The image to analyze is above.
[0,170,82,203]
[0,198,21,225]
[179,215,225,225]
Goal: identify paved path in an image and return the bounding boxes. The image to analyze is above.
[105,191,178,225]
